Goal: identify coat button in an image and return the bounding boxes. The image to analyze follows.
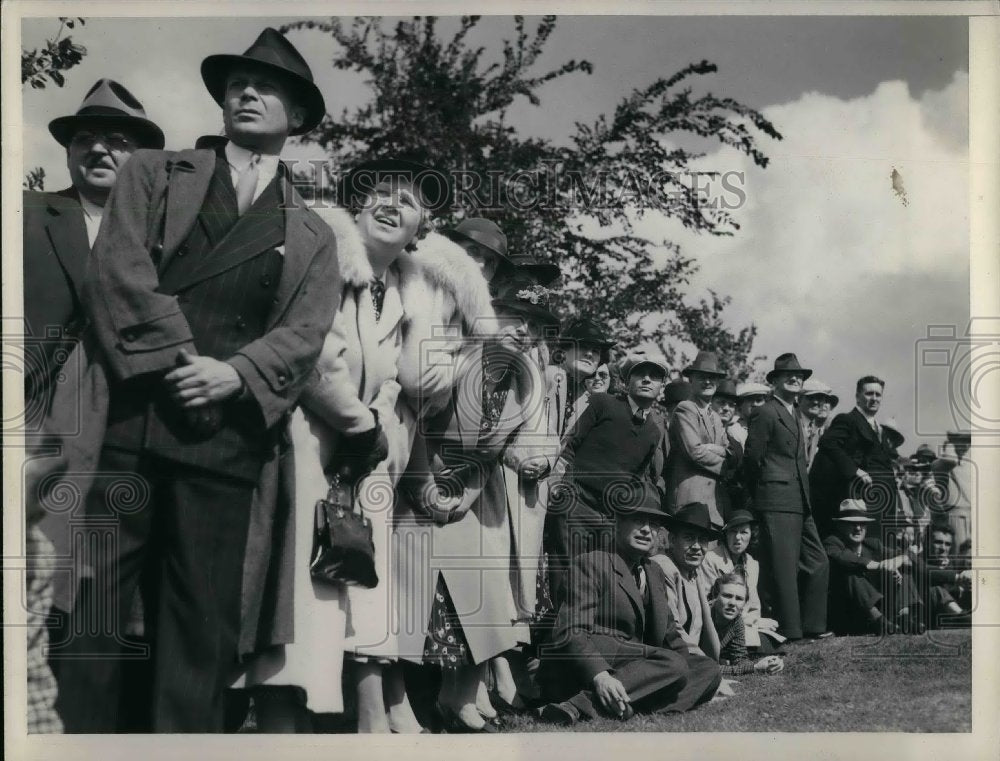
[272,297,280,305]
[236,316,246,329]
[260,274,273,287]
[176,245,188,257]
[277,373,287,386]
[122,328,137,342]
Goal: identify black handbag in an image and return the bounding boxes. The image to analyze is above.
[309,473,379,589]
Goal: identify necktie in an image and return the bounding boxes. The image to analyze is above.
[370,278,386,321]
[236,153,261,215]
[633,565,647,602]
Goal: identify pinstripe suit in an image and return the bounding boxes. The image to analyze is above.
[54,143,338,733]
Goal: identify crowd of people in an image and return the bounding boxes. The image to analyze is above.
[21,28,975,735]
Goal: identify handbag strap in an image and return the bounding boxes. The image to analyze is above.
[327,471,365,518]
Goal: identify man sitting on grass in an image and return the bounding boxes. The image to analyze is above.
[537,490,722,725]
[823,499,924,635]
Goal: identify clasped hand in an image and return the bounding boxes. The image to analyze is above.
[164,349,242,407]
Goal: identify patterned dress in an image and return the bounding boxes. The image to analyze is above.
[423,354,513,669]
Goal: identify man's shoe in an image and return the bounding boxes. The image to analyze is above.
[808,631,835,640]
[537,701,579,726]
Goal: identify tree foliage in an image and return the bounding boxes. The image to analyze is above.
[22,17,87,89]
[22,17,89,190]
[284,15,780,379]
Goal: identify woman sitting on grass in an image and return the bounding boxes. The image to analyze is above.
[699,511,782,652]
[709,572,785,677]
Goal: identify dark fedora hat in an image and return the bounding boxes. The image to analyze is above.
[49,78,164,149]
[614,486,669,524]
[340,157,453,214]
[507,248,561,286]
[683,350,726,379]
[714,378,738,401]
[201,27,325,136]
[444,218,513,266]
[491,278,559,328]
[765,352,812,383]
[663,379,693,405]
[664,502,722,538]
[559,318,616,350]
[722,510,757,533]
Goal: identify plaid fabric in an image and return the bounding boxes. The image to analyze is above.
[26,524,63,734]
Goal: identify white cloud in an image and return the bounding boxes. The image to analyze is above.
[633,71,970,447]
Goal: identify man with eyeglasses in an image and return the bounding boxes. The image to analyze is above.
[23,79,165,414]
[744,353,830,642]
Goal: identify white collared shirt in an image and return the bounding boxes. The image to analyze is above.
[225,141,280,206]
[856,405,879,434]
[773,394,795,416]
[78,194,104,248]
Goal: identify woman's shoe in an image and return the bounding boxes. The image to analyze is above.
[488,689,525,717]
[435,702,498,734]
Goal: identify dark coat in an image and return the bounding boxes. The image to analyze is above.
[743,397,810,513]
[22,188,91,410]
[37,146,339,651]
[545,548,691,683]
[812,408,899,533]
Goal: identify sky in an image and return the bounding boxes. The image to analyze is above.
[20,14,971,450]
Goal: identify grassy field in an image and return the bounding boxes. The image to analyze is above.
[504,630,971,733]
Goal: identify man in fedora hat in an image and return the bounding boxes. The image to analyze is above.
[22,77,164,734]
[651,502,723,657]
[744,353,830,642]
[538,490,722,725]
[547,317,616,443]
[735,381,770,433]
[664,351,734,527]
[823,499,922,635]
[55,28,338,732]
[813,375,899,537]
[546,350,668,606]
[23,78,165,413]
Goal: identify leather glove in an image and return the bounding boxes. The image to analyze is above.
[336,410,389,483]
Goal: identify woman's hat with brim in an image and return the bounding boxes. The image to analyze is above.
[683,350,727,379]
[664,502,722,539]
[722,510,757,533]
[713,378,738,401]
[339,157,453,215]
[946,430,972,444]
[558,318,616,351]
[913,443,937,465]
[444,218,514,268]
[491,278,559,328]
[835,499,874,523]
[49,78,165,149]
[201,27,325,136]
[765,352,812,383]
[882,417,905,448]
[506,249,561,286]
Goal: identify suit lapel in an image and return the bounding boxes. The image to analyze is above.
[645,560,669,644]
[612,554,646,631]
[44,189,89,300]
[267,182,320,330]
[774,398,799,438]
[851,408,877,444]
[158,151,218,272]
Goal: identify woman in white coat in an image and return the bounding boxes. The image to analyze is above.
[245,159,457,733]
